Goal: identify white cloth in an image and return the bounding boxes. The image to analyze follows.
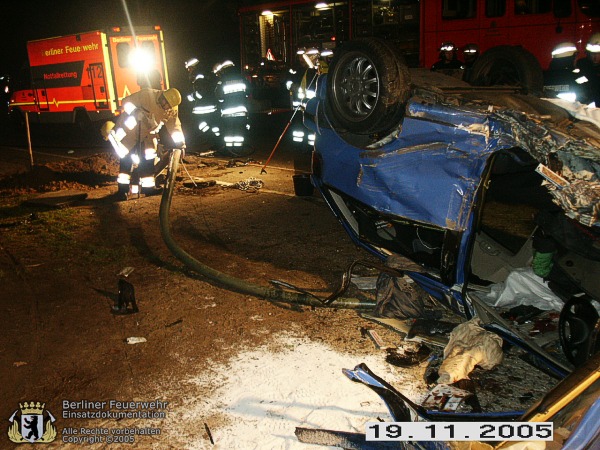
[437,318,504,384]
[483,267,564,311]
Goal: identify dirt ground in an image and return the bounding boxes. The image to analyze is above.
[0,138,409,448]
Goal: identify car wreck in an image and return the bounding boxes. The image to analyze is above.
[297,38,600,448]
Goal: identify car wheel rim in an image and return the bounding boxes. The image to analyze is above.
[335,55,379,121]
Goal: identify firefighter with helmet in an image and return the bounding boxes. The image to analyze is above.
[576,33,600,106]
[431,42,464,75]
[101,87,185,200]
[543,42,585,103]
[212,60,250,153]
[462,44,479,69]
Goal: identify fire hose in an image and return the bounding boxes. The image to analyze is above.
[159,149,377,309]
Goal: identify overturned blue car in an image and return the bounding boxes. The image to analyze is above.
[301,37,600,449]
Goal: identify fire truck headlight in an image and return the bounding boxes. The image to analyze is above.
[129,47,155,74]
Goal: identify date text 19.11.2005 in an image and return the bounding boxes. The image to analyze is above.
[366,422,553,442]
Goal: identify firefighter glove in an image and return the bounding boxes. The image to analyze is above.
[100,121,115,141]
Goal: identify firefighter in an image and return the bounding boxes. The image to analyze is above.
[462,43,479,69]
[186,57,219,141]
[287,49,321,149]
[101,88,185,200]
[576,33,600,107]
[213,60,249,151]
[543,42,582,103]
[431,42,464,77]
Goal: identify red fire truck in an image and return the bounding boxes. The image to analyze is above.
[9,26,170,126]
[239,0,599,99]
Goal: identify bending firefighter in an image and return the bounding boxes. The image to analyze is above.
[101,88,185,199]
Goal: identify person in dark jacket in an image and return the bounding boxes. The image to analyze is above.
[431,42,464,78]
[576,33,600,106]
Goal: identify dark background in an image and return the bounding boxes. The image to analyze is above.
[0,0,265,95]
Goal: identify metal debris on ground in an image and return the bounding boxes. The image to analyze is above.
[350,276,378,291]
[226,159,250,168]
[234,177,264,192]
[385,344,432,367]
[117,266,135,277]
[362,328,387,350]
[204,423,215,445]
[421,383,475,411]
[112,278,139,315]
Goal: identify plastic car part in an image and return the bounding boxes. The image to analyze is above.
[559,295,600,366]
[467,45,544,94]
[343,363,523,422]
[326,37,411,135]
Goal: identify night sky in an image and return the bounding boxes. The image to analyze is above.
[0,0,263,93]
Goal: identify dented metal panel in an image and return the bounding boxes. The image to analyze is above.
[313,86,600,229]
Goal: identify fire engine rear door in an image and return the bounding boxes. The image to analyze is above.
[33,86,49,111]
[88,63,109,109]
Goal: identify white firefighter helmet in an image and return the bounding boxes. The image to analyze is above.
[552,42,577,59]
[586,33,600,53]
[440,42,456,52]
[185,57,199,70]
[213,60,235,75]
[463,43,479,55]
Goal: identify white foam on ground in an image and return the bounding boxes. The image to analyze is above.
[168,333,422,449]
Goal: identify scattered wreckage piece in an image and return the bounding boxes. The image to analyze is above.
[295,427,399,449]
[360,314,456,348]
[437,318,504,385]
[421,383,475,412]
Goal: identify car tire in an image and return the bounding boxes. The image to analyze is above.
[326,37,411,135]
[467,46,544,95]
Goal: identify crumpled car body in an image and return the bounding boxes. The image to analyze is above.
[302,37,600,448]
